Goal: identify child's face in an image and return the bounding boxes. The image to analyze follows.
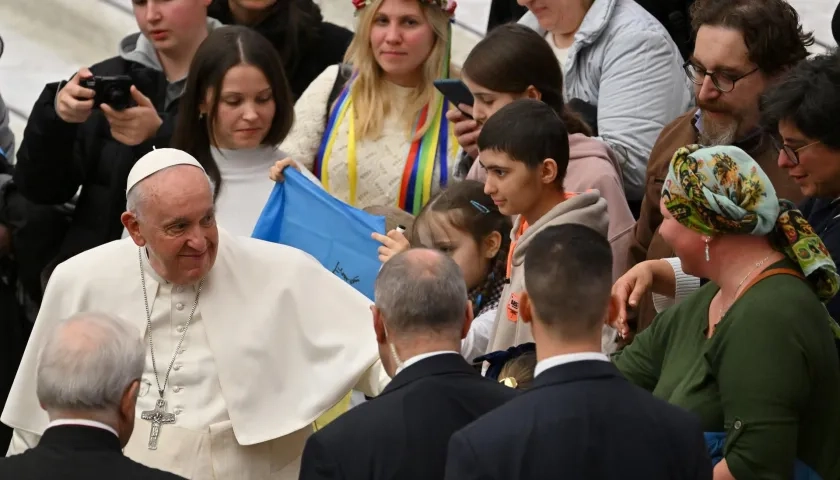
[479,150,545,219]
[414,213,494,290]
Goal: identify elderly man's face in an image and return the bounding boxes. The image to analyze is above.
[690,26,770,145]
[126,166,218,285]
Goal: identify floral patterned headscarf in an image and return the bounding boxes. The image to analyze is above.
[661,144,840,302]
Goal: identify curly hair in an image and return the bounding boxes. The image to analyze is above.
[690,0,813,76]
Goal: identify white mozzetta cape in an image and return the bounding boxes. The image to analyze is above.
[1,228,385,446]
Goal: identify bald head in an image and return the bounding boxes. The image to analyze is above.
[374,248,469,336]
[36,312,145,412]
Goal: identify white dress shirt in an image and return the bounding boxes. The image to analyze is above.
[394,351,460,376]
[534,352,610,378]
[46,419,118,438]
[135,252,228,431]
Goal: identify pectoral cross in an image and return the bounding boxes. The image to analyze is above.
[140,397,176,450]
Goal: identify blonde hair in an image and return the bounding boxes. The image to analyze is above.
[344,0,452,141]
[498,351,536,390]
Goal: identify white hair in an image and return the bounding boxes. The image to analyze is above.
[374,249,468,335]
[125,166,216,217]
[36,312,145,412]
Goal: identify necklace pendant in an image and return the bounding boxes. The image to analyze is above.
[140,398,176,450]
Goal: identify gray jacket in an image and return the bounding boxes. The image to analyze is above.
[520,0,693,200]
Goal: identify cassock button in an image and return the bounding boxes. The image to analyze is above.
[173,386,182,393]
[175,286,184,293]
[175,302,185,311]
[176,325,185,333]
[175,409,183,415]
[173,364,182,371]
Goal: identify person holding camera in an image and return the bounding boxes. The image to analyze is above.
[12,0,221,280]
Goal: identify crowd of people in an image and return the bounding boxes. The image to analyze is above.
[1,0,840,478]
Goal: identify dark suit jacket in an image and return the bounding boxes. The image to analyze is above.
[0,425,185,480]
[445,360,712,480]
[299,353,517,480]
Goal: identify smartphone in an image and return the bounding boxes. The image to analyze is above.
[433,79,474,118]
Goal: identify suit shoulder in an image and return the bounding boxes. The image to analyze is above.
[0,449,33,469]
[309,395,402,446]
[122,456,187,479]
[468,374,519,401]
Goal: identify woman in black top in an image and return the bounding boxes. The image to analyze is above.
[209,0,353,101]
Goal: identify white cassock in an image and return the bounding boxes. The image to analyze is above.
[1,227,389,479]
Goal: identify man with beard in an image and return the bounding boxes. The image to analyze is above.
[625,0,812,335]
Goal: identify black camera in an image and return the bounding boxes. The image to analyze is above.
[80,75,134,110]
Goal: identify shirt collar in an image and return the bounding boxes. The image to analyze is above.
[395,351,460,376]
[534,352,610,378]
[46,419,119,438]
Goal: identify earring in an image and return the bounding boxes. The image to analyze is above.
[198,112,206,120]
[704,237,711,262]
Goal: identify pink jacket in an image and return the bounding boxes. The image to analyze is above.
[466,133,634,280]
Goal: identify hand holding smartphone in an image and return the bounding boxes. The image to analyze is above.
[433,79,474,119]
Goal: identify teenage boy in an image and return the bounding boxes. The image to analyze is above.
[13,0,220,281]
[477,99,616,360]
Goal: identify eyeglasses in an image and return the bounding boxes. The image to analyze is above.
[771,137,821,166]
[683,60,759,93]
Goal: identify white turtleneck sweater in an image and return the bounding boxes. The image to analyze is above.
[212,146,320,236]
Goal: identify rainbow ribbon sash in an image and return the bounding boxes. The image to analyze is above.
[314,76,456,215]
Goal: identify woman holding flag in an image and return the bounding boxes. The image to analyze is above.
[270,0,460,215]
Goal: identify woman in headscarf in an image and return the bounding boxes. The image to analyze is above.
[612,144,840,480]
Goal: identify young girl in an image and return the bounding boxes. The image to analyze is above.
[171,26,318,236]
[375,180,511,361]
[270,0,460,214]
[457,23,635,281]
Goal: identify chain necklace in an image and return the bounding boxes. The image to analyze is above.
[139,247,203,397]
[717,254,773,321]
[137,247,203,450]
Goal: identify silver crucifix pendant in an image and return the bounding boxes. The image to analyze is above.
[140,398,176,450]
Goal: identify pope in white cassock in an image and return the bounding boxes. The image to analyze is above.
[1,148,389,479]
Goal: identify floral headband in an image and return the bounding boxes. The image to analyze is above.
[352,0,457,16]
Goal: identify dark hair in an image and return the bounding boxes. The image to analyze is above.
[172,25,295,199]
[523,224,612,338]
[409,181,512,311]
[208,0,325,84]
[462,23,591,136]
[761,52,840,150]
[690,0,813,76]
[477,99,570,186]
